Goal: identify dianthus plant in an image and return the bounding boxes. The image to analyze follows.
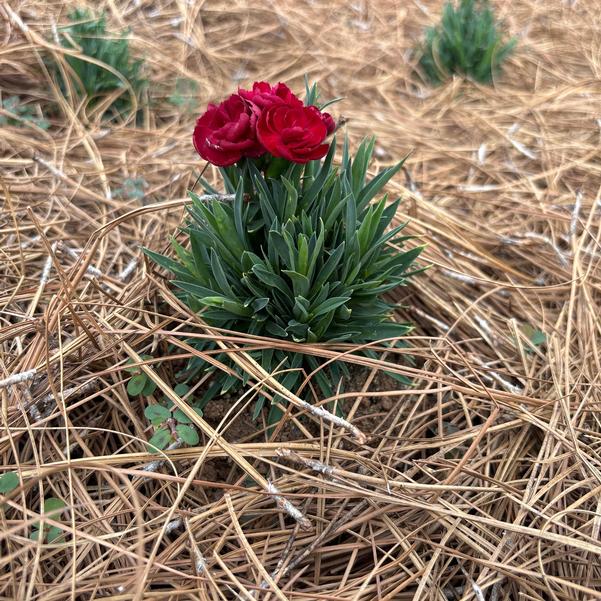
[146,82,423,424]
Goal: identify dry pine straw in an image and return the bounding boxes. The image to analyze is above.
[1,0,601,599]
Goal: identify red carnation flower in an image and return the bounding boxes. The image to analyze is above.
[239,81,303,110]
[192,94,264,167]
[321,111,336,135]
[257,104,330,164]
[241,81,336,135]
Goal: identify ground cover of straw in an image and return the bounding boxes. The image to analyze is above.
[1,0,601,599]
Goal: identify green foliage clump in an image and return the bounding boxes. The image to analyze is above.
[0,96,49,129]
[146,119,423,422]
[56,8,146,118]
[418,0,516,85]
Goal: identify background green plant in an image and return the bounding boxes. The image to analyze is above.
[55,8,146,119]
[0,96,50,129]
[115,177,148,201]
[147,101,423,424]
[167,78,200,113]
[418,0,516,85]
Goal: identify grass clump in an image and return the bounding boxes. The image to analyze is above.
[55,8,146,119]
[418,0,516,85]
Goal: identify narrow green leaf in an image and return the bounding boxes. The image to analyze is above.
[282,270,310,298]
[252,264,292,296]
[313,243,345,290]
[233,179,247,244]
[345,191,357,248]
[267,403,285,430]
[297,235,309,276]
[212,199,245,258]
[200,296,252,317]
[173,280,219,300]
[303,138,337,208]
[357,158,406,211]
[142,247,182,275]
[210,250,235,297]
[251,297,269,311]
[252,397,265,420]
[311,296,351,318]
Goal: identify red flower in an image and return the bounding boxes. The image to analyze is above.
[192,94,264,167]
[239,81,303,110]
[241,81,336,134]
[321,111,336,135]
[257,104,330,164]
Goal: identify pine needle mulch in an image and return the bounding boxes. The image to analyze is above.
[1,0,601,599]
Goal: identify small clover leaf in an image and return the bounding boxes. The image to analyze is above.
[141,378,157,397]
[47,525,64,543]
[522,324,546,352]
[144,405,171,424]
[173,383,190,397]
[147,428,172,453]
[127,373,148,396]
[173,408,192,423]
[0,471,19,494]
[125,354,154,374]
[43,497,66,516]
[30,497,67,542]
[176,425,199,446]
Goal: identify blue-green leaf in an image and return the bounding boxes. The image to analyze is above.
[311,296,351,318]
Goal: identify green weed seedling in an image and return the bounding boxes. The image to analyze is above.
[145,384,202,452]
[125,354,157,397]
